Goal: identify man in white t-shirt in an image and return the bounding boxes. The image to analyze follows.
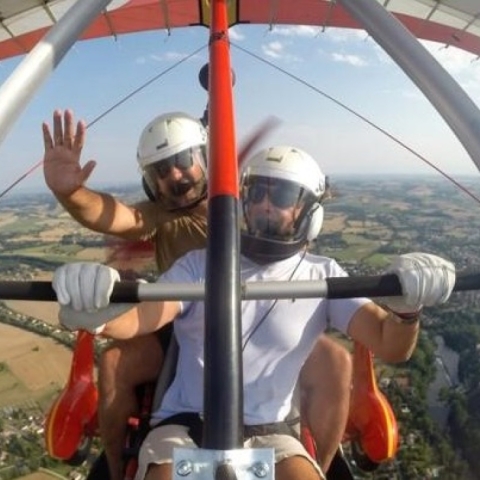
[52,146,455,480]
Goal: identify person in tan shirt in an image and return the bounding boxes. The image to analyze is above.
[43,110,354,479]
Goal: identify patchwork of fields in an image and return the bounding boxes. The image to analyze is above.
[2,178,480,479]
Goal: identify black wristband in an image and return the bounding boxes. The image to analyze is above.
[391,309,422,325]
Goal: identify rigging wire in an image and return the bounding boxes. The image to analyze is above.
[0,159,43,200]
[0,44,207,201]
[232,42,480,206]
[242,246,307,352]
[2,40,480,206]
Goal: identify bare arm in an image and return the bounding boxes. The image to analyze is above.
[43,109,153,238]
[54,187,154,239]
[101,300,181,339]
[346,252,455,363]
[347,302,419,363]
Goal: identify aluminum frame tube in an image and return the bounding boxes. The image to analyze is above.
[1,270,480,301]
[0,0,112,147]
[339,0,480,171]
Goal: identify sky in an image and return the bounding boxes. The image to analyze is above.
[1,22,480,196]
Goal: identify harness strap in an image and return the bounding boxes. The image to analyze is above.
[155,413,300,447]
[157,413,204,446]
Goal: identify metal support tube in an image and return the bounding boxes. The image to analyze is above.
[204,0,242,449]
[339,0,480,171]
[1,270,479,300]
[0,0,112,146]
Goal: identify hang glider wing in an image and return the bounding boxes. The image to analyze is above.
[0,0,479,61]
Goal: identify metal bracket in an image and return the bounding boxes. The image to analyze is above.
[173,447,274,480]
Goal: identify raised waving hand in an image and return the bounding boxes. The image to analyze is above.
[42,109,96,197]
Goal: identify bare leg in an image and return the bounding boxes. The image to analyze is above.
[276,456,321,480]
[299,336,352,473]
[98,334,164,480]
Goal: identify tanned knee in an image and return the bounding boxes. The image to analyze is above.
[326,340,352,378]
[300,337,352,393]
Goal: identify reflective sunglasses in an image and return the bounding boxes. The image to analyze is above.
[246,179,303,209]
[148,148,196,179]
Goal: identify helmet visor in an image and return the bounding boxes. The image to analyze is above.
[144,147,202,180]
[244,176,312,210]
[242,175,318,241]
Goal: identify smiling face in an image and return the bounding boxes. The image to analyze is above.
[145,146,207,209]
[137,112,208,209]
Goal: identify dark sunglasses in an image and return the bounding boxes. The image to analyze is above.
[246,180,302,209]
[148,149,196,179]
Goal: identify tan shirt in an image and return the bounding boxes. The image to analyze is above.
[136,199,208,274]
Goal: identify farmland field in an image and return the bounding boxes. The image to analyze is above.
[0,323,71,407]
[20,471,68,480]
[2,177,480,479]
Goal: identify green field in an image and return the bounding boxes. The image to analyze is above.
[0,367,30,406]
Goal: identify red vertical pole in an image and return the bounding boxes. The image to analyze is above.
[203,0,243,449]
[208,0,238,199]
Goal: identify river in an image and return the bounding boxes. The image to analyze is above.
[426,335,459,429]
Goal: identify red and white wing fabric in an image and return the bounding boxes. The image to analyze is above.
[0,0,479,61]
[0,0,203,60]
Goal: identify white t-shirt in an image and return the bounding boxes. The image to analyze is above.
[151,249,371,425]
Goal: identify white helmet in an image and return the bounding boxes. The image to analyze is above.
[137,112,208,203]
[240,146,326,262]
[137,112,207,169]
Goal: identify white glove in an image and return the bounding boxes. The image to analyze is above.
[381,252,455,314]
[53,262,134,334]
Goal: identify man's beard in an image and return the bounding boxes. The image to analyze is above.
[159,177,206,211]
[252,216,284,238]
[169,178,194,197]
